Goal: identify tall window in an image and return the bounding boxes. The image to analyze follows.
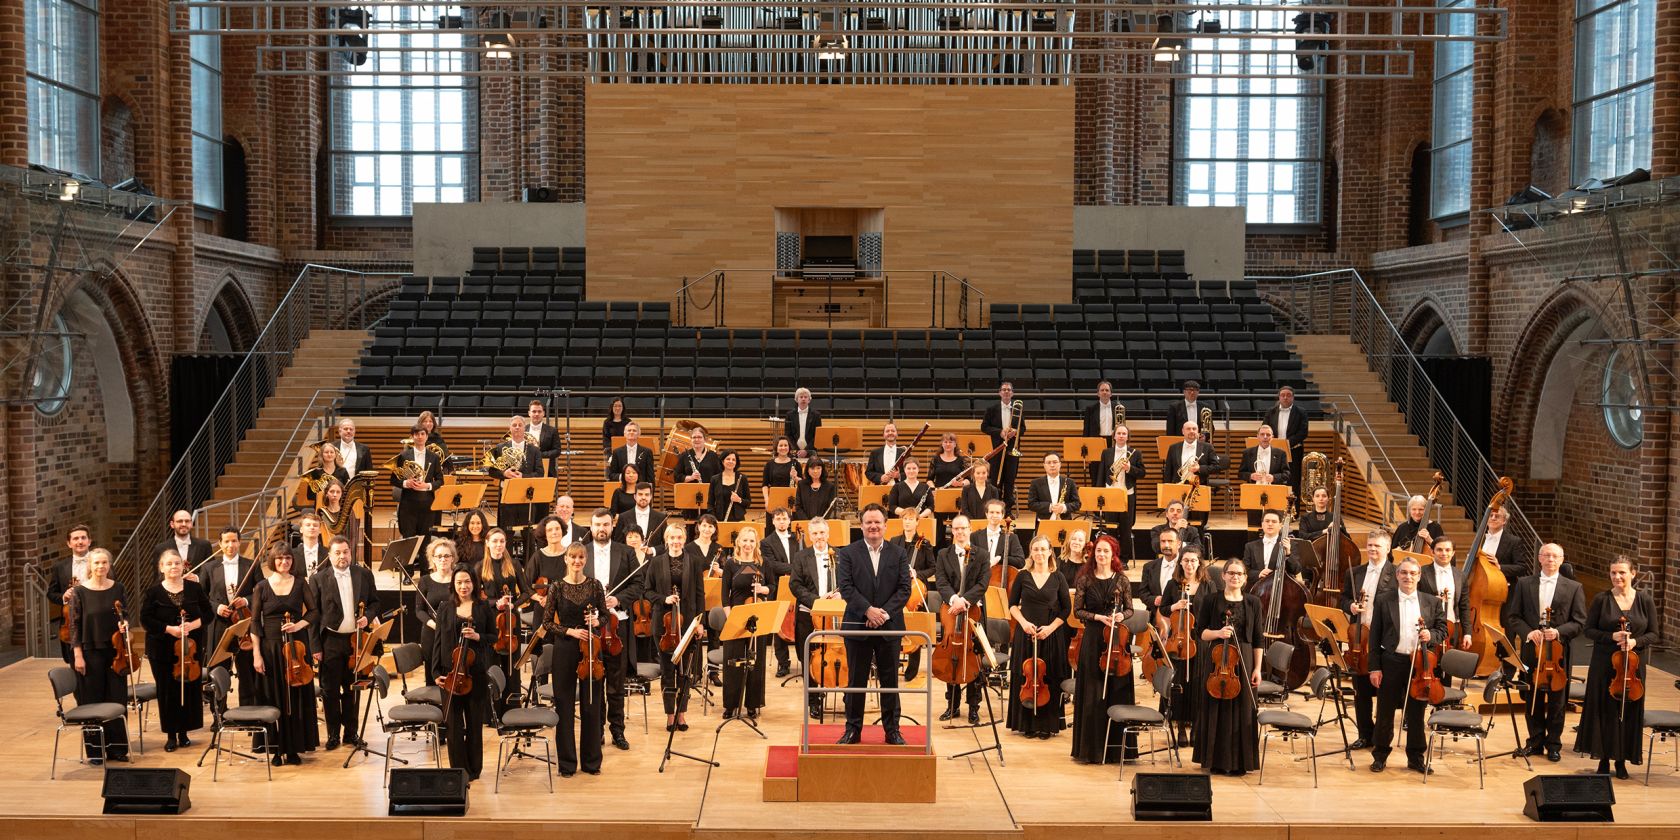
[329,3,477,216]
[1429,0,1473,219]
[1573,0,1653,182]
[25,0,100,177]
[190,5,224,209]
[1172,5,1325,225]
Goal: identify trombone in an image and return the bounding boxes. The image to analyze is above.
[1005,398,1025,457]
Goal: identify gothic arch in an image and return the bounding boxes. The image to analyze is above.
[1494,286,1618,479]
[1398,297,1461,356]
[202,274,261,353]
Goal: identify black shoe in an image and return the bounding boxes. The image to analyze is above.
[1512,745,1533,758]
[164,740,177,753]
[809,706,823,721]
[723,709,738,720]
[708,673,723,687]
[885,730,907,746]
[1546,749,1562,762]
[1350,738,1371,750]
[613,735,630,751]
[286,754,302,765]
[836,727,862,745]
[1406,760,1433,775]
[667,722,678,733]
[939,706,959,722]
[968,709,981,726]
[775,664,791,678]
[1370,757,1386,772]
[271,756,284,767]
[677,721,689,732]
[1615,763,1629,780]
[560,770,575,778]
[325,737,341,751]
[586,769,602,776]
[177,735,193,748]
[88,758,104,766]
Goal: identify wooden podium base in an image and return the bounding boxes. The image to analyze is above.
[761,726,937,804]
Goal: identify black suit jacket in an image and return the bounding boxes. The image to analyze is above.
[972,528,1024,572]
[1237,445,1291,486]
[980,402,1026,450]
[1148,523,1203,556]
[790,546,840,608]
[1241,536,1303,578]
[1416,565,1473,630]
[835,539,911,630]
[1138,556,1179,612]
[582,541,645,605]
[389,448,445,492]
[336,441,373,476]
[1164,400,1203,437]
[46,555,83,628]
[677,449,721,485]
[1262,404,1310,450]
[490,440,544,481]
[1097,446,1146,490]
[1162,440,1220,482]
[530,423,561,468]
[308,563,383,648]
[1391,519,1444,553]
[865,444,907,485]
[606,443,656,484]
[1081,401,1123,438]
[1368,588,1449,660]
[1503,574,1587,663]
[642,550,707,636]
[204,554,260,643]
[783,407,824,453]
[149,536,215,590]
[1341,561,1398,617]
[934,544,989,608]
[613,506,668,545]
[958,482,1003,519]
[761,529,802,592]
[1026,475,1082,518]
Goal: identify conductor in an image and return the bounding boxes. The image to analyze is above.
[835,503,912,746]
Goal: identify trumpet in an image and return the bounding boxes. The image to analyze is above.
[1006,399,1024,457]
[1109,446,1131,488]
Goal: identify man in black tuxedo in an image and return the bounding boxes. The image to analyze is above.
[1238,426,1291,487]
[1367,556,1448,773]
[1341,529,1398,749]
[834,504,911,745]
[309,536,383,749]
[934,514,989,724]
[1241,509,1303,579]
[1026,453,1081,521]
[864,422,903,485]
[491,416,546,530]
[760,507,803,677]
[1416,538,1474,654]
[1503,542,1586,761]
[1163,380,1203,438]
[980,382,1025,507]
[334,418,373,479]
[1480,506,1573,584]
[972,499,1024,574]
[606,421,656,484]
[584,508,645,750]
[613,483,667,547]
[790,518,841,719]
[1096,426,1145,558]
[391,424,445,539]
[1138,530,1181,618]
[151,509,214,589]
[205,528,260,705]
[1081,380,1121,485]
[46,523,95,663]
[524,400,561,474]
[784,387,823,460]
[1163,421,1219,528]
[1262,386,1310,493]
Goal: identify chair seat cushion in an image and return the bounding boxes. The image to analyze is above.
[129,682,157,702]
[404,686,443,706]
[501,707,559,729]
[1059,678,1077,695]
[224,706,282,725]
[636,663,663,681]
[1258,709,1313,730]
[65,702,127,723]
[1255,680,1286,698]
[536,684,554,702]
[1646,710,1680,730]
[1437,687,1467,706]
[1568,682,1586,701]
[706,650,724,666]
[1107,705,1164,725]
[387,704,444,725]
[1429,709,1483,730]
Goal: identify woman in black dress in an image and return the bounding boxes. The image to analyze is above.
[250,547,320,765]
[477,528,526,716]
[648,522,707,731]
[1070,534,1136,763]
[1575,556,1658,779]
[888,458,932,519]
[927,433,967,544]
[298,443,351,509]
[601,397,630,457]
[1057,528,1090,583]
[610,464,642,518]
[317,477,364,560]
[761,436,802,511]
[456,509,490,569]
[709,450,751,522]
[545,543,609,776]
[958,460,1003,520]
[1007,536,1071,739]
[794,460,836,521]
[1159,547,1210,740]
[415,539,459,683]
[140,549,213,751]
[1295,486,1333,542]
[721,526,773,720]
[1191,559,1263,775]
[432,567,494,781]
[66,548,131,762]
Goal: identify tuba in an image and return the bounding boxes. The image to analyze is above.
[384,438,427,482]
[1300,452,1330,501]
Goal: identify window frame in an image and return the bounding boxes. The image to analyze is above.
[189,3,224,210]
[1428,0,1474,222]
[24,0,101,179]
[1570,0,1654,184]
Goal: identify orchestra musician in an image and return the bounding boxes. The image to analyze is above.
[1342,530,1399,750]
[600,398,630,460]
[934,514,987,725]
[1239,425,1291,487]
[888,457,932,518]
[790,518,841,720]
[1097,426,1146,558]
[1366,556,1446,773]
[783,387,823,460]
[1056,529,1089,584]
[455,509,490,570]
[708,449,751,521]
[295,443,350,511]
[1080,380,1121,486]
[150,509,214,587]
[524,399,561,474]
[205,528,259,705]
[527,515,577,609]
[645,522,707,732]
[928,432,968,491]
[1138,529,1182,617]
[391,424,444,539]
[1027,453,1081,520]
[614,482,666,545]
[1149,500,1204,558]
[47,523,95,663]
[793,459,837,522]
[980,382,1025,507]
[432,566,493,782]
[1192,559,1262,776]
[544,543,608,777]
[585,508,644,751]
[1415,538,1473,656]
[1262,386,1310,493]
[760,508,803,678]
[1160,546,1209,741]
[1163,380,1203,438]
[293,514,329,579]
[1069,534,1136,764]
[1240,509,1303,580]
[1483,506,1531,584]
[1006,535,1069,740]
[479,527,526,717]
[865,422,904,485]
[721,526,772,721]
[317,477,365,561]
[834,504,912,745]
[890,509,933,683]
[609,465,642,519]
[958,460,1003,520]
[607,421,655,485]
[974,498,1024,573]
[490,416,544,531]
[679,427,722,485]
[761,435,802,511]
[310,536,381,751]
[249,546,318,765]
[1575,555,1656,779]
[65,547,131,762]
[416,411,447,453]
[1162,421,1220,485]
[1504,542,1586,762]
[333,418,371,482]
[1296,486,1334,541]
[1389,495,1442,554]
[139,549,212,752]
[415,539,459,682]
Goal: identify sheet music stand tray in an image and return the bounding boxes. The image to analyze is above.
[1239,484,1291,512]
[1062,437,1108,465]
[715,600,788,739]
[673,483,710,512]
[1300,605,1357,768]
[205,618,252,671]
[660,615,718,772]
[502,477,556,526]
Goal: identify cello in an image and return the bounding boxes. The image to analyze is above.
[1457,476,1515,675]
[1249,503,1312,689]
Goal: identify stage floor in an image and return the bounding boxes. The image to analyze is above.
[7,655,1680,840]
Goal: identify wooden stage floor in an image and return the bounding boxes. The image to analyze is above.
[7,655,1680,840]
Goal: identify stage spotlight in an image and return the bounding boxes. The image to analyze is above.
[57,179,80,201]
[483,12,513,59]
[1504,185,1552,206]
[330,7,371,67]
[1030,13,1057,32]
[1292,10,1332,72]
[701,14,724,28]
[1152,13,1183,62]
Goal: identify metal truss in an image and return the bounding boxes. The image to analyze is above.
[172,0,1505,81]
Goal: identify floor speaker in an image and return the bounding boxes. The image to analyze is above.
[388,767,470,816]
[1131,772,1212,821]
[1523,774,1615,822]
[102,767,191,814]
[522,186,557,203]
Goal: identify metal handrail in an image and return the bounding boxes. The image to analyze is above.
[802,629,934,754]
[1252,267,1541,558]
[24,564,52,659]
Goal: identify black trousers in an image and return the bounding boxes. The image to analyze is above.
[605,623,630,737]
[318,632,359,741]
[722,636,768,713]
[551,642,605,774]
[442,685,485,779]
[774,636,794,669]
[990,453,1020,509]
[1352,670,1378,742]
[75,648,131,760]
[397,490,436,539]
[1520,664,1571,751]
[1373,652,1427,763]
[659,643,699,715]
[844,635,901,731]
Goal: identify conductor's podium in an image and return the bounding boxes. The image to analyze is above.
[763,725,936,803]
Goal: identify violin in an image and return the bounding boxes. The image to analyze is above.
[1345,592,1371,675]
[1018,633,1050,710]
[227,560,259,652]
[601,609,625,656]
[282,611,315,688]
[633,599,653,638]
[930,602,980,686]
[659,585,682,653]
[493,586,518,654]
[111,600,140,676]
[57,575,78,644]
[1406,618,1445,704]
[438,623,476,721]
[1531,607,1568,694]
[578,606,607,683]
[1205,610,1244,700]
[1133,624,1169,683]
[1162,587,1198,660]
[1099,605,1132,677]
[1609,615,1643,702]
[173,608,201,682]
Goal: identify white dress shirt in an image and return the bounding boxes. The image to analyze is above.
[1157,559,1177,595]
[795,410,810,448]
[867,542,882,576]
[1431,564,1456,621]
[1538,574,1559,614]
[1097,401,1113,437]
[220,554,241,596]
[334,569,356,633]
[1256,447,1271,476]
[340,441,359,475]
[300,541,323,578]
[1180,443,1199,475]
[1396,592,1421,654]
[1360,561,1387,625]
[1482,529,1504,560]
[815,550,833,597]
[1274,407,1291,441]
[1261,536,1279,571]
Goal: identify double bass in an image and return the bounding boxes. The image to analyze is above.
[1457,476,1515,675]
[1412,472,1446,552]
[1248,504,1312,689]
[1308,455,1360,614]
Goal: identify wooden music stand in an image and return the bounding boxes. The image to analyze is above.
[932,488,961,514]
[1390,548,1432,568]
[1239,484,1291,512]
[1154,437,1182,462]
[1061,436,1108,465]
[704,575,722,611]
[814,427,863,454]
[674,483,710,511]
[956,434,993,460]
[903,610,936,654]
[717,520,759,547]
[205,617,252,670]
[611,435,627,451]
[765,486,796,512]
[501,477,556,518]
[434,481,486,513]
[810,598,846,626]
[1038,520,1089,548]
[600,481,619,508]
[722,600,790,642]
[985,585,1010,620]
[1155,482,1211,512]
[856,483,889,510]
[1078,487,1128,517]
[513,624,549,672]
[894,516,936,543]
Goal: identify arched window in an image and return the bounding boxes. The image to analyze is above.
[31,312,75,415]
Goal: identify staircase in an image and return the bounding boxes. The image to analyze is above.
[1290,334,1475,549]
[204,330,370,508]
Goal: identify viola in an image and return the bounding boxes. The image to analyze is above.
[1609,615,1644,702]
[57,575,78,644]
[1162,589,1198,660]
[493,586,518,654]
[1018,634,1050,710]
[930,603,980,686]
[1134,624,1170,683]
[633,599,653,638]
[1099,606,1133,677]
[1345,592,1371,675]
[577,606,607,683]
[1205,610,1244,701]
[659,585,682,653]
[282,611,315,688]
[111,600,141,676]
[173,608,201,682]
[439,623,476,721]
[1407,618,1445,704]
[1067,624,1085,666]
[1532,607,1568,694]
[227,560,260,652]
[601,610,625,656]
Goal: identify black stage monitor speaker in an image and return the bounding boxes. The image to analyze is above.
[1523,774,1615,822]
[102,767,191,814]
[522,186,557,203]
[1131,772,1212,820]
[389,767,470,816]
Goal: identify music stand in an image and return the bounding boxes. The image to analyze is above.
[1155,483,1212,513]
[1300,604,1357,768]
[1061,437,1108,466]
[1482,627,1534,766]
[716,521,755,548]
[1239,484,1290,513]
[1079,487,1128,543]
[433,481,485,518]
[660,616,719,772]
[1039,520,1086,548]
[205,618,252,671]
[947,617,1005,764]
[765,486,796,512]
[932,488,961,514]
[380,536,424,644]
[502,477,556,537]
[600,481,619,509]
[714,600,789,739]
[896,516,936,543]
[955,434,992,460]
[344,617,401,768]
[673,483,710,514]
[856,483,889,510]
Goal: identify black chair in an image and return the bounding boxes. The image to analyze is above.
[489,666,558,793]
[204,666,280,781]
[47,666,129,778]
[1256,666,1332,787]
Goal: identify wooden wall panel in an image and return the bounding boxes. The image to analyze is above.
[586,86,1073,326]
